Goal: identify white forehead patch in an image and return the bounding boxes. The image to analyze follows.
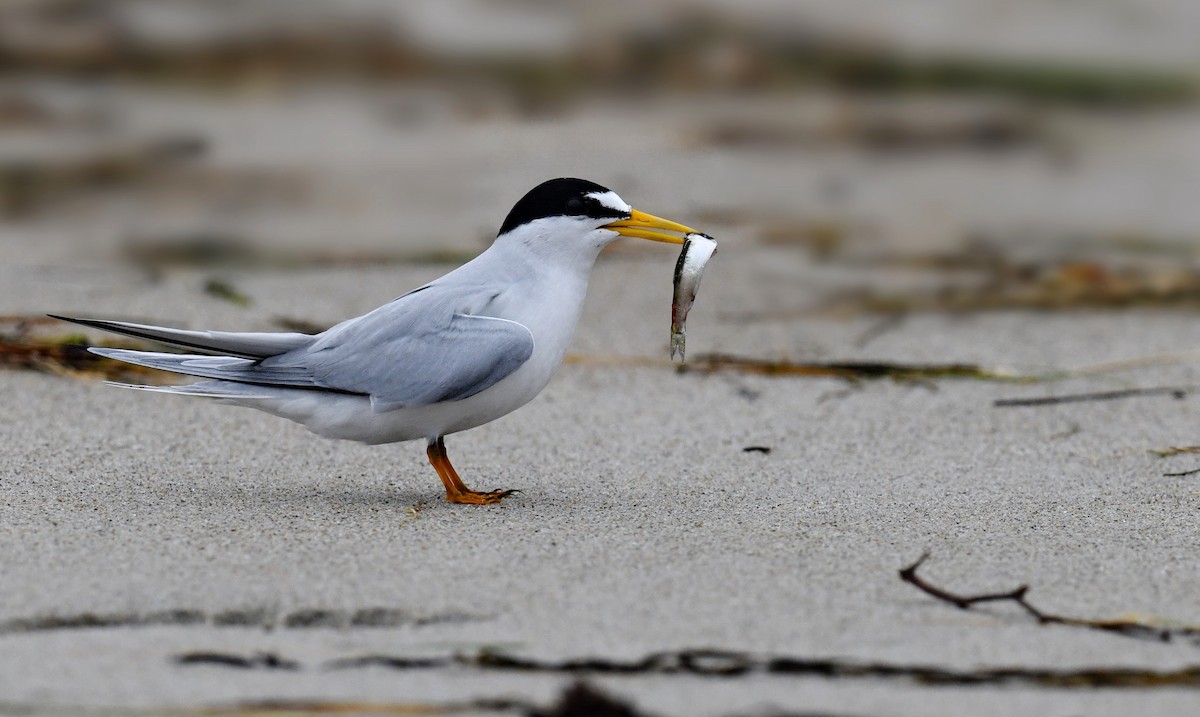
[586,190,631,214]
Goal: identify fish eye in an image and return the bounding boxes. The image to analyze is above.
[564,197,585,215]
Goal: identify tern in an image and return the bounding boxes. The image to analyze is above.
[53,178,699,505]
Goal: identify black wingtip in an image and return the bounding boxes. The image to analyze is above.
[47,313,86,327]
[47,314,104,331]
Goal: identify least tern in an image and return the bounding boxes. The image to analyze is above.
[53,178,698,505]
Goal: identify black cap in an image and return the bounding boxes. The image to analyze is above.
[497,178,629,236]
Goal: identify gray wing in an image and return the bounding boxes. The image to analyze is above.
[299,312,533,412]
[259,284,534,412]
[79,283,535,412]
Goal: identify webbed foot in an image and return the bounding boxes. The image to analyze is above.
[445,488,518,505]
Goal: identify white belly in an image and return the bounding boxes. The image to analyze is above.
[232,361,548,444]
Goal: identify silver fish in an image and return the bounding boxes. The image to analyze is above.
[671,232,718,361]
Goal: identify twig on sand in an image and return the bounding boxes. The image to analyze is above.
[899,552,1200,644]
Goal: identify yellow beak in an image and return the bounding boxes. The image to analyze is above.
[603,209,698,245]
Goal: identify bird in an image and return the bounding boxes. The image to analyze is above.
[52,178,699,505]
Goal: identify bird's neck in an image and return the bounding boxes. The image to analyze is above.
[488,223,608,280]
[473,226,602,349]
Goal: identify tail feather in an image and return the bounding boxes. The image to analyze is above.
[104,380,275,399]
[89,347,316,387]
[49,315,312,358]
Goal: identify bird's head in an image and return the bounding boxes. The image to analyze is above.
[497,178,697,257]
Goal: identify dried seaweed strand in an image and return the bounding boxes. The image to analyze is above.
[994,386,1189,407]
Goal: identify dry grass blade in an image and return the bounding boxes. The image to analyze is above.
[1150,446,1200,458]
[680,354,1028,382]
[565,352,1038,382]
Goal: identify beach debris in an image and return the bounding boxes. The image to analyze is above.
[742,446,772,454]
[994,386,1189,408]
[0,315,165,383]
[1153,446,1200,475]
[680,354,1026,382]
[670,232,718,361]
[203,278,253,307]
[127,681,641,716]
[686,99,1044,153]
[1150,446,1200,458]
[564,351,1038,382]
[729,256,1200,324]
[175,652,298,670]
[1048,423,1081,440]
[900,552,1200,645]
[123,234,478,271]
[177,646,1200,688]
[823,261,1200,317]
[0,605,481,635]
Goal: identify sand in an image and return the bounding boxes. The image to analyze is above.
[4,5,1200,712]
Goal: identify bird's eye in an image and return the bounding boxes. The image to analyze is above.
[565,197,585,215]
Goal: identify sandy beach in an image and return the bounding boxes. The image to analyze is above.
[3,2,1200,715]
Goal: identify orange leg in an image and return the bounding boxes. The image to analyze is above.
[426,436,516,505]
